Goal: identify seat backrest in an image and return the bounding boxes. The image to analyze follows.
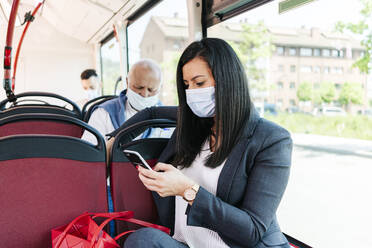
[82,95,117,122]
[109,119,176,235]
[0,113,85,138]
[0,91,82,119]
[0,119,107,248]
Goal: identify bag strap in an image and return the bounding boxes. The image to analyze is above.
[54,211,133,248]
[89,216,171,247]
[111,218,171,243]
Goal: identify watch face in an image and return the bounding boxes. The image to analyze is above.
[184,189,196,201]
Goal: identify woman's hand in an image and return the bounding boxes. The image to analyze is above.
[137,162,195,197]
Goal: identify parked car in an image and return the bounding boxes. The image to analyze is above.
[264,103,278,116]
[313,107,346,116]
[285,106,300,114]
[358,109,372,117]
[254,102,278,117]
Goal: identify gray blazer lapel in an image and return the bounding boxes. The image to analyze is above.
[216,109,261,201]
[216,139,248,201]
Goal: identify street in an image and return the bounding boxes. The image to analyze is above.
[277,139,372,248]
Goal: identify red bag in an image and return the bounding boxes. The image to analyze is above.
[51,211,170,248]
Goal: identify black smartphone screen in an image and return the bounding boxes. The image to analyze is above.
[123,150,152,170]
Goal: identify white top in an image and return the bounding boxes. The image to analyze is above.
[81,101,174,145]
[173,141,229,248]
[81,101,137,145]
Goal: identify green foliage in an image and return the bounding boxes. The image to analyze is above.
[160,52,181,105]
[231,21,275,91]
[369,99,372,107]
[266,113,372,141]
[297,82,313,101]
[318,82,336,104]
[335,0,372,73]
[338,82,364,106]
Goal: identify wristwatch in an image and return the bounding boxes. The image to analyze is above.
[183,184,200,202]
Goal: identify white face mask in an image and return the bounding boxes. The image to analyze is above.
[85,88,99,100]
[186,86,215,117]
[126,87,159,111]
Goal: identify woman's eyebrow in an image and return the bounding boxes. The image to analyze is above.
[191,75,206,81]
[184,75,206,83]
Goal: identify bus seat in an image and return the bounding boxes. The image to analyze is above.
[0,113,87,138]
[82,95,117,122]
[0,122,107,248]
[109,119,176,237]
[0,91,82,119]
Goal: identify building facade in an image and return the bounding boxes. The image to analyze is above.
[140,16,370,112]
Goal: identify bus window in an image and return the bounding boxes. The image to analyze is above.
[208,0,372,247]
[127,0,188,106]
[100,36,120,95]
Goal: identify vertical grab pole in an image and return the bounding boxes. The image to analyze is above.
[12,2,44,91]
[187,0,203,44]
[3,0,21,102]
[114,20,129,91]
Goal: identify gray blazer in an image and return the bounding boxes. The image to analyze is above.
[112,107,293,248]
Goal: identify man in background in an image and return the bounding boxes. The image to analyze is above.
[81,59,163,144]
[78,69,101,107]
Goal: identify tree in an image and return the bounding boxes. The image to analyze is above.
[338,82,364,109]
[297,82,313,102]
[319,82,336,104]
[335,0,372,73]
[160,52,181,105]
[231,21,275,93]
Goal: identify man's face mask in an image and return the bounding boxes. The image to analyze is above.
[126,87,159,111]
[186,86,215,118]
[85,89,99,100]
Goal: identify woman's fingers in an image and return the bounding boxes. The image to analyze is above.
[138,172,157,185]
[138,166,159,179]
[153,162,174,172]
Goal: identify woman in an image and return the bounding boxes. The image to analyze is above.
[124,38,292,248]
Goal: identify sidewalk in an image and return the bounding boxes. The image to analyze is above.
[291,133,372,158]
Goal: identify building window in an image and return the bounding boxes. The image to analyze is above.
[313,48,321,56]
[322,49,331,57]
[323,66,330,74]
[332,67,344,74]
[301,65,312,73]
[290,82,296,89]
[300,48,312,56]
[289,47,297,56]
[277,82,284,89]
[173,41,181,49]
[290,65,296,72]
[331,49,339,57]
[339,50,344,58]
[276,46,284,55]
[277,99,283,107]
[314,66,321,73]
[335,83,341,90]
[278,65,284,72]
[289,99,296,106]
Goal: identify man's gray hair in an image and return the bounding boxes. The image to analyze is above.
[130,58,162,82]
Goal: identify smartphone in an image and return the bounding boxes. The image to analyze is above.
[123,149,153,170]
